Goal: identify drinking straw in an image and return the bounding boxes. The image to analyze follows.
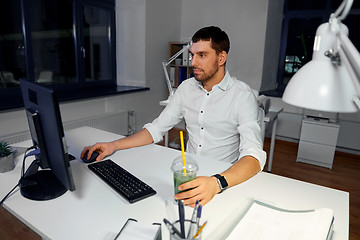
[180,131,187,175]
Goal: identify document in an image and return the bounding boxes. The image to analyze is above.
[115,218,161,240]
[226,201,334,240]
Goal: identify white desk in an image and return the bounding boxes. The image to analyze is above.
[0,127,348,240]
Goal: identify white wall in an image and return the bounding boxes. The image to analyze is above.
[180,0,269,91]
[116,0,146,87]
[261,0,284,92]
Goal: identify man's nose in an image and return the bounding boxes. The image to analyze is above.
[191,55,197,67]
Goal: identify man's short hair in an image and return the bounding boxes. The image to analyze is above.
[192,26,230,54]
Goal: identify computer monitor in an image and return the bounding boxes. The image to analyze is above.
[20,80,75,201]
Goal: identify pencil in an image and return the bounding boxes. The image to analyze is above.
[193,221,207,239]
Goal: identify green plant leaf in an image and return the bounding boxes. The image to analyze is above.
[0,141,13,158]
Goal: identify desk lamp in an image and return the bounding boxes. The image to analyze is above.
[282,0,360,113]
[162,42,191,100]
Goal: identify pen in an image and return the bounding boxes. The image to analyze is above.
[178,200,185,238]
[193,221,207,239]
[163,218,182,239]
[187,200,199,239]
[196,205,202,230]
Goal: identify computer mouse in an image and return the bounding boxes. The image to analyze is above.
[82,151,100,163]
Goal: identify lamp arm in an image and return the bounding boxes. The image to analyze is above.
[162,61,174,97]
[162,43,191,97]
[337,31,360,109]
[332,0,353,21]
[164,43,191,66]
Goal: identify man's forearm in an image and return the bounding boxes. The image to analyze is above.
[175,155,262,207]
[219,156,261,190]
[111,128,154,150]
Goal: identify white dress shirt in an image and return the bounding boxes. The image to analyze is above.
[144,71,266,170]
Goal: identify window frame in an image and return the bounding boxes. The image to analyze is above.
[261,0,360,98]
[0,0,124,111]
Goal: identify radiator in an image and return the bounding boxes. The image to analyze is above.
[3,111,134,144]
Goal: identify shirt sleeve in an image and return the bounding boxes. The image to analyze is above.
[236,91,267,170]
[144,88,184,143]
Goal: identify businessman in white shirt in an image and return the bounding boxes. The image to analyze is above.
[81,26,266,207]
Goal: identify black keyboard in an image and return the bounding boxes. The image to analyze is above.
[88,159,156,203]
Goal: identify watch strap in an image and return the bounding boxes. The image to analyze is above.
[212,174,228,193]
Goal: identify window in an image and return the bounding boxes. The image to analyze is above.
[260,0,360,97]
[282,17,323,86]
[29,0,76,85]
[82,5,113,82]
[0,0,117,110]
[0,0,25,107]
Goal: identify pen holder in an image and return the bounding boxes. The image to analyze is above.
[170,219,201,240]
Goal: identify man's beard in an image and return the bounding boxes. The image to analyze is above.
[193,63,219,83]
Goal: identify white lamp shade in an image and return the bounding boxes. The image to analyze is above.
[282,22,359,113]
[282,59,358,112]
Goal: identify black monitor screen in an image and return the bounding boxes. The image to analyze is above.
[20,80,75,200]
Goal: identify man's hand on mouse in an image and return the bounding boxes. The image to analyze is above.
[80,142,117,162]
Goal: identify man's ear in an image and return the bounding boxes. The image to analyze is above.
[219,51,228,66]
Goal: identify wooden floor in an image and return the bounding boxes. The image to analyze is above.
[0,136,359,239]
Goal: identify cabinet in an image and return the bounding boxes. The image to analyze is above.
[297,118,340,169]
[168,42,193,88]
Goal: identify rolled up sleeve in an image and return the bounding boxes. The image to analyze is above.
[238,121,267,170]
[144,90,184,144]
[236,92,267,170]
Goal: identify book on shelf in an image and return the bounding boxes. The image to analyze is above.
[182,49,189,65]
[226,200,334,240]
[178,67,187,86]
[170,66,175,87]
[170,66,188,88]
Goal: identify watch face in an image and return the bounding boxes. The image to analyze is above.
[213,174,228,192]
[219,176,228,188]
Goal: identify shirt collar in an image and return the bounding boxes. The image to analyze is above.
[217,70,232,91]
[197,70,232,92]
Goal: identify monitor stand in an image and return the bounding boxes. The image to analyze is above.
[20,160,67,201]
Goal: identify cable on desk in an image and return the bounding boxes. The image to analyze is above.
[0,146,36,205]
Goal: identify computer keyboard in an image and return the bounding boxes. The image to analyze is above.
[88,159,156,203]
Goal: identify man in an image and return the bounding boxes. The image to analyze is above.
[81,26,266,207]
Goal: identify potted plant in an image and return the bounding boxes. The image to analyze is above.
[0,140,15,173]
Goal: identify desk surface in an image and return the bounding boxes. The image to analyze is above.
[0,127,349,240]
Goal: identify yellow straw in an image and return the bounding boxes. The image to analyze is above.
[180,131,187,176]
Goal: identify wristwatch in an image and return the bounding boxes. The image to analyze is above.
[212,174,228,193]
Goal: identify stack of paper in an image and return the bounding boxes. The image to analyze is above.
[115,218,161,240]
[226,201,334,240]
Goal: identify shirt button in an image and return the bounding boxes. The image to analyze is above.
[201,127,204,130]
[200,111,203,113]
[199,145,202,147]
[207,93,209,96]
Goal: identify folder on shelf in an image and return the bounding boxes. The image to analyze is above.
[182,49,189,66]
[170,66,176,87]
[178,67,187,86]
[226,200,334,240]
[115,218,161,240]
